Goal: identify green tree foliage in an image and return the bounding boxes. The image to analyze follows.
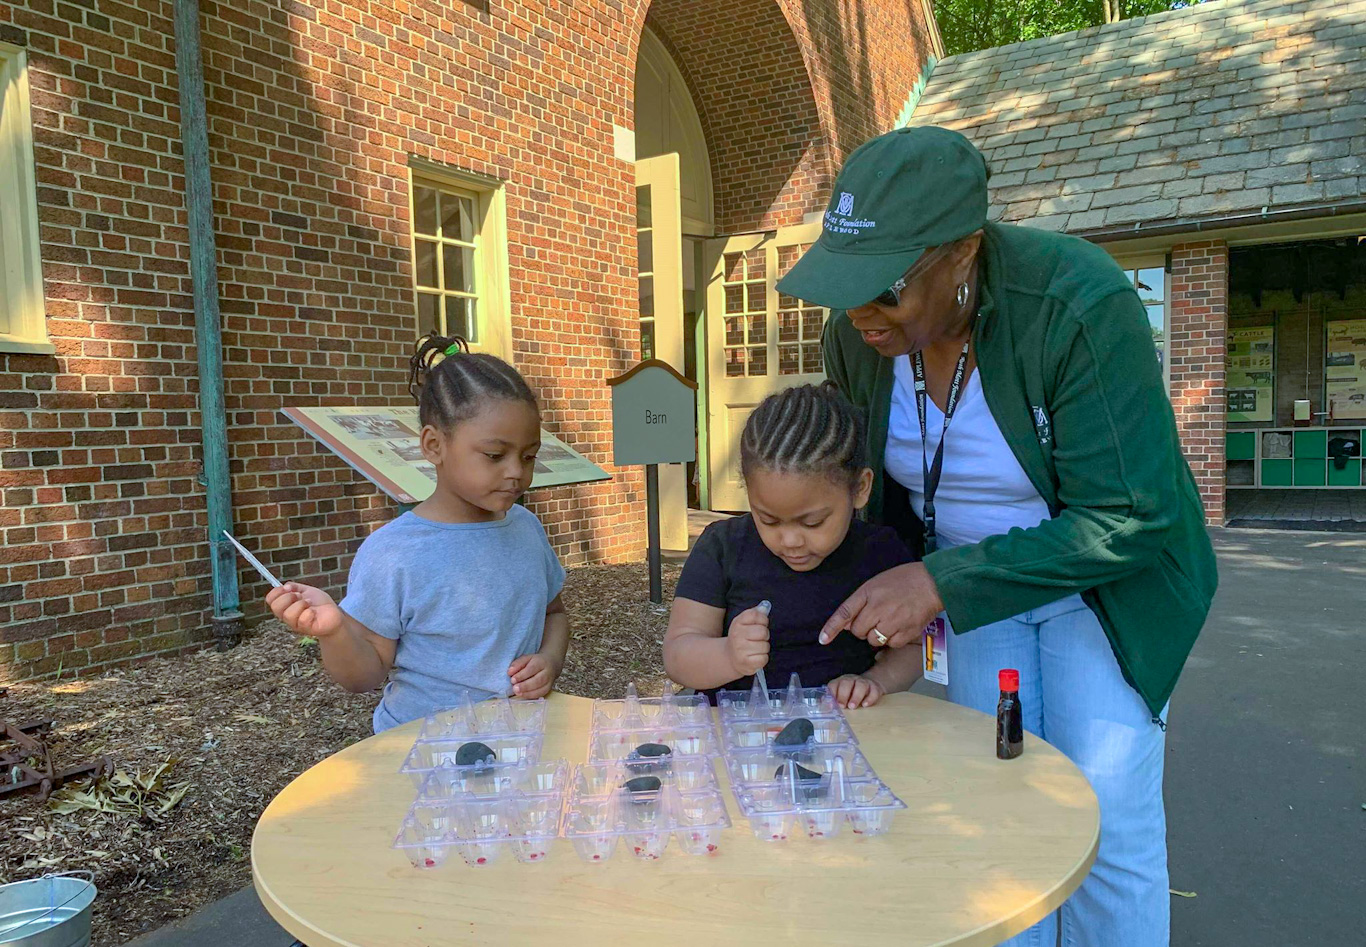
[934,0,1201,56]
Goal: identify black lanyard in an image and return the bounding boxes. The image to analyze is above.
[911,341,971,554]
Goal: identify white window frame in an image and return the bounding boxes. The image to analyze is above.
[0,41,52,354]
[407,159,513,361]
[1113,252,1170,393]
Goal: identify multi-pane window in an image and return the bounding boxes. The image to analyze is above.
[1124,265,1167,373]
[777,243,825,375]
[721,249,769,377]
[637,184,655,359]
[412,182,480,342]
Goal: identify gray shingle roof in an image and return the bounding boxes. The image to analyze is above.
[910,0,1366,235]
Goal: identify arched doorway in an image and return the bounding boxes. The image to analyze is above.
[633,6,830,515]
[633,26,713,540]
[634,26,712,237]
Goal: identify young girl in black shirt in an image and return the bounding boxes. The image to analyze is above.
[664,384,923,708]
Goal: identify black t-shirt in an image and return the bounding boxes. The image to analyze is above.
[674,514,915,698]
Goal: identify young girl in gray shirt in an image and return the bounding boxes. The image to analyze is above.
[267,335,569,732]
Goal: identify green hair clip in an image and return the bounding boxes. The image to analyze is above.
[444,342,462,356]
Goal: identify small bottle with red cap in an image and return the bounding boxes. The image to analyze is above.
[996,669,1023,760]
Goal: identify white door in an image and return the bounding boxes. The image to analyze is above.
[635,154,689,549]
[705,223,827,511]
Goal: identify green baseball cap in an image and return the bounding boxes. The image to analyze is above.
[776,126,990,310]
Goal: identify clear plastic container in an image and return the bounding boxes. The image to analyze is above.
[393,788,565,868]
[717,672,840,723]
[719,715,856,754]
[586,726,719,763]
[415,694,547,742]
[572,757,719,795]
[590,683,712,731]
[415,758,567,802]
[586,683,721,773]
[724,744,877,789]
[730,757,905,841]
[561,761,730,862]
[399,733,545,789]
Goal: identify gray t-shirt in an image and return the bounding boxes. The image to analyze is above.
[339,506,566,733]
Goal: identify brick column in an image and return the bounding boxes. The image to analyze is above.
[1169,241,1229,526]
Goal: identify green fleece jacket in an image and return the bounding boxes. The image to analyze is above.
[823,222,1218,718]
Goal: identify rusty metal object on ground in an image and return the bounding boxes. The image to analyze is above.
[1,714,113,801]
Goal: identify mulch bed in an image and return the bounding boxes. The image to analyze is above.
[0,562,677,946]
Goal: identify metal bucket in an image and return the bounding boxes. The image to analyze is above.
[0,873,96,947]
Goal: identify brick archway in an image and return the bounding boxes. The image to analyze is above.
[637,0,834,233]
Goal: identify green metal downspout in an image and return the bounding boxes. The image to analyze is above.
[174,0,242,648]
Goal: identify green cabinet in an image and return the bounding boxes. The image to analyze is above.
[1294,458,1326,486]
[1226,432,1256,461]
[1328,459,1362,486]
[1261,459,1294,486]
[1294,430,1327,458]
[1231,427,1366,489]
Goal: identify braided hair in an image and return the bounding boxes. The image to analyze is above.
[407,333,538,430]
[740,383,866,489]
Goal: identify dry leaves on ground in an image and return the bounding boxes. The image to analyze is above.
[0,561,676,945]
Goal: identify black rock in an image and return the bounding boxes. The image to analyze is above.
[773,718,814,747]
[774,763,822,781]
[454,741,496,766]
[632,742,671,758]
[623,775,662,794]
[775,762,827,801]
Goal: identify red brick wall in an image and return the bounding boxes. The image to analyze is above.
[645,0,938,232]
[1169,240,1229,526]
[778,0,938,163]
[0,0,937,680]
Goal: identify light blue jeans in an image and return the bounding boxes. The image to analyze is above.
[946,594,1170,947]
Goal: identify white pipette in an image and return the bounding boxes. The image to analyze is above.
[222,530,282,588]
[754,599,773,697]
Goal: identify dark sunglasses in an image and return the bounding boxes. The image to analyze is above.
[868,243,951,308]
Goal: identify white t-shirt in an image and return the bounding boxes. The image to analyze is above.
[884,355,1051,549]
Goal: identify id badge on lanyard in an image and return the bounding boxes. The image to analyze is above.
[913,342,969,687]
[923,613,950,685]
[912,340,971,555]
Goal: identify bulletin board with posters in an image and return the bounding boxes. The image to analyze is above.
[1226,326,1275,423]
[282,406,609,505]
[1325,319,1366,421]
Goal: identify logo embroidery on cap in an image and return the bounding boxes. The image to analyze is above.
[824,190,877,236]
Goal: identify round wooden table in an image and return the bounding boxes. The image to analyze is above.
[253,692,1098,946]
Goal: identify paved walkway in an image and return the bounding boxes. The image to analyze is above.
[124,528,1363,946]
[122,887,294,947]
[1226,487,1366,529]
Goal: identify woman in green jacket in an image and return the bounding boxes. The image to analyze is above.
[778,127,1216,947]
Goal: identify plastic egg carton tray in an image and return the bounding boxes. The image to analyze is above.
[585,723,720,765]
[400,733,545,790]
[590,684,712,732]
[414,758,568,803]
[393,789,564,868]
[561,761,731,862]
[718,714,857,754]
[730,758,906,841]
[414,695,547,743]
[724,743,878,790]
[716,672,843,724]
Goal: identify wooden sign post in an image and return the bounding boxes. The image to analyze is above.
[608,360,698,603]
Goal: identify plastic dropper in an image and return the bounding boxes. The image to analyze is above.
[754,600,773,700]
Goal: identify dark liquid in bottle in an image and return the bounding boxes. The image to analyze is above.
[996,668,1023,760]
